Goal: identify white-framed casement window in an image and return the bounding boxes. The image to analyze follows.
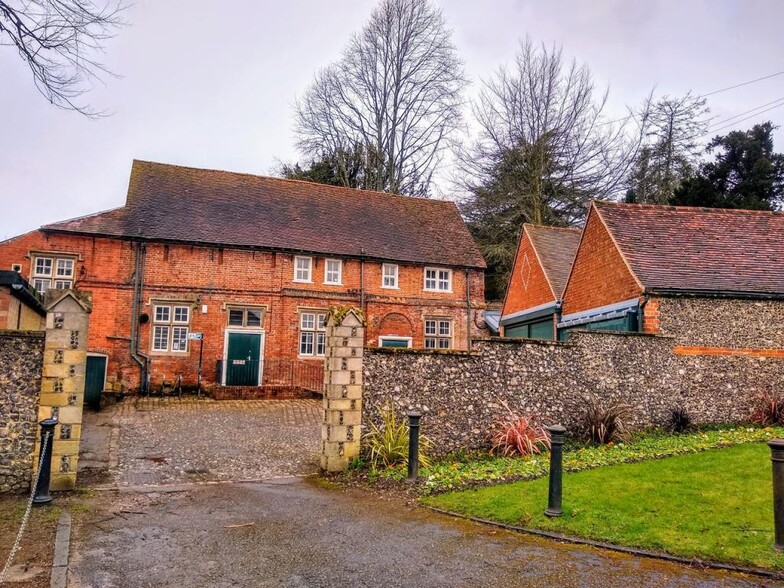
[324,259,342,285]
[152,304,190,353]
[425,318,452,349]
[294,256,313,283]
[424,267,452,292]
[31,255,74,293]
[227,306,263,328]
[299,311,327,357]
[382,263,399,289]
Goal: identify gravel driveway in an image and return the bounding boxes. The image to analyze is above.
[80,397,322,488]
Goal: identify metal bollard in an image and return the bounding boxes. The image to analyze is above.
[769,439,784,550]
[407,411,422,481]
[33,418,58,506]
[545,424,566,518]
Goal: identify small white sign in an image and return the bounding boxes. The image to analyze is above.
[188,332,203,340]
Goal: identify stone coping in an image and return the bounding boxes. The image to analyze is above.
[0,329,45,339]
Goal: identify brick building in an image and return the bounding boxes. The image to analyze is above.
[0,270,46,331]
[0,160,486,397]
[499,224,580,339]
[559,201,784,348]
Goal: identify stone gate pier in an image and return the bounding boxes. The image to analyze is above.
[320,307,364,472]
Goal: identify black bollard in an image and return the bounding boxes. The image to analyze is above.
[407,411,422,481]
[545,424,566,518]
[769,439,784,550]
[33,418,58,506]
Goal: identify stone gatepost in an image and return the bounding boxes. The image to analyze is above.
[34,290,92,491]
[321,306,365,472]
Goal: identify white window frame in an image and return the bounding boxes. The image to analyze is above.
[425,318,453,349]
[293,256,313,283]
[378,336,412,348]
[423,267,452,293]
[151,303,191,353]
[31,254,75,293]
[382,263,399,289]
[324,258,343,285]
[298,311,327,358]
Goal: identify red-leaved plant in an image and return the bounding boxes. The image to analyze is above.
[750,392,784,427]
[491,404,551,457]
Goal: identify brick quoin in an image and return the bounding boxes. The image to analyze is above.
[0,230,485,392]
[561,206,642,317]
[501,231,556,319]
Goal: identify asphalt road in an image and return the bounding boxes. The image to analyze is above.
[67,478,774,588]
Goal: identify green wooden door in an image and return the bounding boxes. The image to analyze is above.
[226,333,261,386]
[85,355,107,410]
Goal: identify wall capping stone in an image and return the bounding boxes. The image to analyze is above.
[0,329,45,339]
[367,347,476,357]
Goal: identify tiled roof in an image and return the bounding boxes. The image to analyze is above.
[43,160,486,269]
[525,224,581,298]
[594,200,784,296]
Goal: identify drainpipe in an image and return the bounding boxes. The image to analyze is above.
[638,293,649,333]
[130,242,149,393]
[359,248,365,313]
[465,269,471,351]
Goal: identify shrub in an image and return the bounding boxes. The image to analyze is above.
[363,406,431,469]
[666,405,693,433]
[491,415,551,457]
[579,395,633,444]
[750,392,784,426]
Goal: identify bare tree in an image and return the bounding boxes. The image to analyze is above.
[626,93,709,204]
[294,0,466,196]
[458,38,646,299]
[0,0,124,116]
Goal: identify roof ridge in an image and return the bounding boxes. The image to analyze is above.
[594,199,784,216]
[524,223,581,232]
[131,159,458,208]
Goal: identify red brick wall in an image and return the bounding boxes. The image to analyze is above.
[0,230,484,392]
[561,207,642,316]
[642,296,661,333]
[501,230,557,319]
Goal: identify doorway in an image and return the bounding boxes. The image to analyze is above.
[224,332,263,386]
[85,354,107,409]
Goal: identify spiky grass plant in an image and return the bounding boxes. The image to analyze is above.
[580,395,633,444]
[363,406,431,469]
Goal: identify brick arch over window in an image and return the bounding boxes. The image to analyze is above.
[378,313,413,338]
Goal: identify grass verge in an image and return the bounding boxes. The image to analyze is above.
[425,442,784,570]
[373,425,784,495]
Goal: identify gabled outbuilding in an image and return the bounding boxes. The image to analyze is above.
[559,201,784,349]
[500,224,581,340]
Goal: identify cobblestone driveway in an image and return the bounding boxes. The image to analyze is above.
[90,397,322,487]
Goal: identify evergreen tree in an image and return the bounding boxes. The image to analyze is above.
[671,122,784,210]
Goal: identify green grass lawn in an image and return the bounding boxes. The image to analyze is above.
[425,442,784,570]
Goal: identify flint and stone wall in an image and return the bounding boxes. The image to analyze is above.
[0,331,45,493]
[364,298,784,454]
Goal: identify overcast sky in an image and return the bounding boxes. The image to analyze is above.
[2,0,783,240]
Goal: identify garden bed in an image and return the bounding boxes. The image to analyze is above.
[424,442,784,571]
[343,425,784,496]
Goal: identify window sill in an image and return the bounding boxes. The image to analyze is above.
[423,289,453,294]
[293,280,314,284]
[324,282,343,287]
[381,285,400,290]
